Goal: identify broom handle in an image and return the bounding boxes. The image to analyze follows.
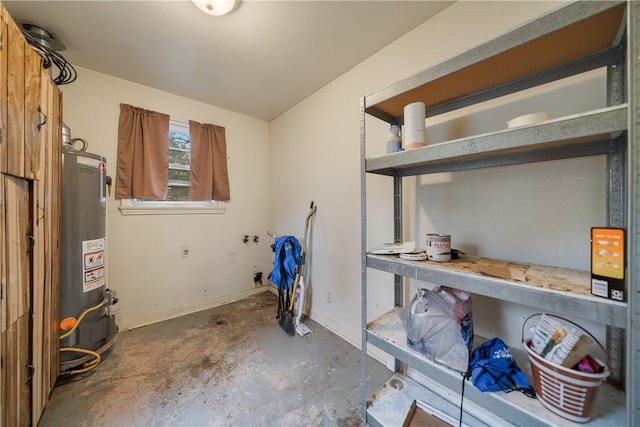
[288,201,317,312]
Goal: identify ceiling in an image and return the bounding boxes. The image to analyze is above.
[3,0,453,121]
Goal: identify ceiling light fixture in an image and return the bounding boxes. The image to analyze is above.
[192,0,237,16]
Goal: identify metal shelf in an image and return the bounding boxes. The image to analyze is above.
[367,254,627,329]
[367,372,504,427]
[366,105,627,177]
[366,309,626,427]
[364,1,626,123]
[360,1,638,425]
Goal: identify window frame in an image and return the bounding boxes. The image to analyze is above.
[119,198,226,215]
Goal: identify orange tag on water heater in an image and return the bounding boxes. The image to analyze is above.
[60,317,77,331]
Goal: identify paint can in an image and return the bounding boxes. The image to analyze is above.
[426,234,451,262]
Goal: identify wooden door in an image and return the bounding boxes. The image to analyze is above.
[1,175,33,426]
[0,5,62,425]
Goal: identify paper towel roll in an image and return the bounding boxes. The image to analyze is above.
[404,102,426,149]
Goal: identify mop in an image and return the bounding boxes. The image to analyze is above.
[288,201,316,337]
[294,276,312,337]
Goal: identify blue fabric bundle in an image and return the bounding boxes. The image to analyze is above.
[469,337,535,397]
[268,235,301,290]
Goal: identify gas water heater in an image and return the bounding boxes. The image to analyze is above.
[60,125,118,373]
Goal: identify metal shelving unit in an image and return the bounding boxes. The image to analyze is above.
[367,255,626,329]
[359,1,638,425]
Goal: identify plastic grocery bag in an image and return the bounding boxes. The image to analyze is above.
[400,286,473,373]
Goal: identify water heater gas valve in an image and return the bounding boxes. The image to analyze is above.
[103,288,119,317]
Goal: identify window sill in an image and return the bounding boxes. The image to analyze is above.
[119,199,227,215]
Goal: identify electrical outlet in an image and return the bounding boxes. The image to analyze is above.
[181,246,190,257]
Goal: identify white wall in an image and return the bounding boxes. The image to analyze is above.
[60,67,273,329]
[59,1,607,350]
[269,0,608,351]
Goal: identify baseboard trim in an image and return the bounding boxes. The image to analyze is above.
[122,286,271,331]
[122,285,391,368]
[308,309,390,367]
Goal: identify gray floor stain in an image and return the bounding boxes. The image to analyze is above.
[39,291,388,426]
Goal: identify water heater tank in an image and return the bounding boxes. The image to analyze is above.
[60,145,117,369]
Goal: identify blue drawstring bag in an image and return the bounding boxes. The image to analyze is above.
[469,337,536,398]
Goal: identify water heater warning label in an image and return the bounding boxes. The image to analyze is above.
[83,238,106,293]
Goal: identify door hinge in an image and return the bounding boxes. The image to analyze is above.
[37,202,45,225]
[26,233,35,252]
[26,363,35,384]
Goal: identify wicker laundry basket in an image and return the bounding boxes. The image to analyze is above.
[522,314,610,423]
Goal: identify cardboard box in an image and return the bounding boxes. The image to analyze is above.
[591,227,626,302]
[402,400,452,427]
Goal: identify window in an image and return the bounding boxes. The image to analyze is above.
[119,119,226,215]
[168,120,191,201]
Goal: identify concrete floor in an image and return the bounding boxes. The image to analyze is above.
[38,291,390,426]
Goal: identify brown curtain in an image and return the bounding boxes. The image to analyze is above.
[189,120,230,201]
[115,104,170,199]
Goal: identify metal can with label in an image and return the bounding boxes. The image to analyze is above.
[426,234,451,262]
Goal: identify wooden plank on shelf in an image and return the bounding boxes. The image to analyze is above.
[365,253,631,330]
[5,16,25,178]
[380,254,592,296]
[368,3,626,119]
[525,265,591,294]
